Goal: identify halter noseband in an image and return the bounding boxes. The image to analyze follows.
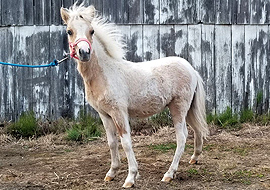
[69,38,92,60]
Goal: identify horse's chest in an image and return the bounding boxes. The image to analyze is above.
[84,79,106,109]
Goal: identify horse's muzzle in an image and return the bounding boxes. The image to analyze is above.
[78,48,91,62]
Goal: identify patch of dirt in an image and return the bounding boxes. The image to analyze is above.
[0,124,269,190]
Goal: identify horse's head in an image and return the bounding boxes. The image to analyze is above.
[60,5,96,62]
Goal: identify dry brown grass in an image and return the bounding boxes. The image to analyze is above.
[0,124,269,190]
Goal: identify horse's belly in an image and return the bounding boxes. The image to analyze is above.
[128,96,168,118]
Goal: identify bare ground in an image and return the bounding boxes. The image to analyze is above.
[0,124,269,190]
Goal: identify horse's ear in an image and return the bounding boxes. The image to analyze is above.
[60,8,70,24]
[86,5,96,20]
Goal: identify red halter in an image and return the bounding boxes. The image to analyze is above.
[69,38,92,60]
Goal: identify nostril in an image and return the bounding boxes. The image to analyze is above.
[87,48,90,54]
[79,49,82,55]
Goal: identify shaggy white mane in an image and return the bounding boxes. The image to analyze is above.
[67,3,126,60]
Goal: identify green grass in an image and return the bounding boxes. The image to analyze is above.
[7,111,38,138]
[222,169,264,185]
[66,111,102,141]
[207,106,270,130]
[187,168,199,176]
[150,108,173,127]
[207,107,240,129]
[240,109,254,123]
[149,143,176,152]
[218,145,249,156]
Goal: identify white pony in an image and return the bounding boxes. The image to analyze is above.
[61,4,209,188]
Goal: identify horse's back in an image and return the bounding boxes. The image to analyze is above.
[126,56,198,118]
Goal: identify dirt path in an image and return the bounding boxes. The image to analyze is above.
[0,124,269,190]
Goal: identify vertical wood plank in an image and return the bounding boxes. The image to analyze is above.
[244,25,268,113]
[17,0,25,25]
[174,25,188,59]
[177,0,199,24]
[51,0,61,25]
[49,26,66,119]
[62,0,74,8]
[250,0,269,24]
[160,0,177,24]
[244,25,257,111]
[24,0,34,25]
[2,0,24,26]
[0,28,6,120]
[13,27,35,117]
[143,25,160,61]
[160,25,175,58]
[33,0,42,25]
[144,0,160,24]
[129,25,143,62]
[32,26,50,119]
[256,26,268,113]
[44,0,52,25]
[103,0,117,23]
[215,25,232,113]
[128,0,143,24]
[215,0,232,24]
[200,0,215,24]
[266,25,270,111]
[201,25,215,113]
[33,0,51,25]
[117,0,129,23]
[0,0,1,26]
[232,0,250,24]
[187,25,202,71]
[117,25,131,60]
[231,25,245,113]
[2,28,15,120]
[61,28,76,118]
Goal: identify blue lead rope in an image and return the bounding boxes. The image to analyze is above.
[0,59,58,68]
[0,56,69,68]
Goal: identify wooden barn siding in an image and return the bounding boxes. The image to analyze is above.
[0,0,270,121]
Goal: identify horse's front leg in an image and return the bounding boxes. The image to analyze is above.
[111,111,138,188]
[99,113,121,181]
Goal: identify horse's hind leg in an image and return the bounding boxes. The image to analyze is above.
[186,109,204,164]
[99,113,121,181]
[189,130,203,164]
[162,101,188,182]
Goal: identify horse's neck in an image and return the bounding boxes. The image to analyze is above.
[77,40,127,83]
[77,51,101,82]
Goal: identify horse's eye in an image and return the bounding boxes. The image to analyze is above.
[90,30,94,35]
[67,30,73,35]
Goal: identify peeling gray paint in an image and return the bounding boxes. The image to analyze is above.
[0,0,270,121]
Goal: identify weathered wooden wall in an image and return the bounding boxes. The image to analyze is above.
[0,0,269,121]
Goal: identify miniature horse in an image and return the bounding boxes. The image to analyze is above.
[61,4,209,188]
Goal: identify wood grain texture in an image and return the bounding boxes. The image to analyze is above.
[215,0,232,24]
[215,25,232,113]
[143,25,160,61]
[174,25,188,59]
[232,25,245,113]
[200,0,215,23]
[144,0,160,24]
[232,0,250,24]
[201,25,215,113]
[1,0,270,121]
[160,25,175,57]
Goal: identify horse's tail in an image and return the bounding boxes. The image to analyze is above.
[186,71,209,139]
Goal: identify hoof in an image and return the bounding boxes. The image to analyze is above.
[161,176,173,183]
[189,159,198,165]
[122,182,134,188]
[104,176,114,181]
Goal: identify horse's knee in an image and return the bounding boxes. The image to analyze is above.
[108,140,117,150]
